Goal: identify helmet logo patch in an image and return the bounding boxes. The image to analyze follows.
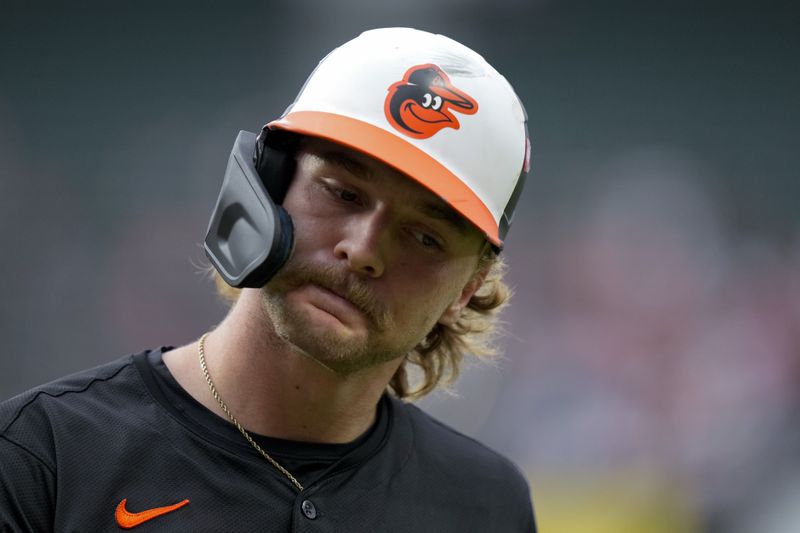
[384,64,478,139]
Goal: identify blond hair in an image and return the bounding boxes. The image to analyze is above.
[212,253,511,400]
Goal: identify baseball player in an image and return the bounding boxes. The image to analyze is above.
[0,28,535,531]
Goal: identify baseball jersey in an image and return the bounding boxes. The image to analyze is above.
[0,348,536,531]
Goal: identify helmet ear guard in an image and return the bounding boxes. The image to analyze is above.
[254,127,299,203]
[204,130,297,288]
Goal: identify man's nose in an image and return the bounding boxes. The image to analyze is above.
[333,209,389,278]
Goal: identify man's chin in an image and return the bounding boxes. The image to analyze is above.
[261,289,401,375]
[281,321,405,376]
[274,313,370,369]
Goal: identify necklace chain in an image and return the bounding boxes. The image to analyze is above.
[197,332,304,492]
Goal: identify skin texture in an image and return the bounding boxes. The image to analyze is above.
[164,137,487,444]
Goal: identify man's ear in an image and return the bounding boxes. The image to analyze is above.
[438,268,489,327]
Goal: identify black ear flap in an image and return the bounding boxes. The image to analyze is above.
[204,130,296,288]
[254,127,298,204]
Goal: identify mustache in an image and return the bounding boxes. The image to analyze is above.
[276,261,390,331]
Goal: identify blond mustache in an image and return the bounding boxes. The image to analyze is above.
[277,261,391,331]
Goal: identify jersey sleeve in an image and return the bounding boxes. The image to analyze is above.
[0,435,56,532]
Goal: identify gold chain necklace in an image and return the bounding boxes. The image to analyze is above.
[197,332,304,492]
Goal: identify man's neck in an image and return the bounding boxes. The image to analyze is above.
[163,289,402,444]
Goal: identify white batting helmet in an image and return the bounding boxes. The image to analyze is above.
[267,27,530,248]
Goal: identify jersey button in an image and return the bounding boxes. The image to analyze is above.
[301,499,317,520]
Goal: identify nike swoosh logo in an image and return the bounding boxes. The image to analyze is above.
[115,498,189,529]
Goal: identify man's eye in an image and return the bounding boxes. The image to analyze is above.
[338,189,358,202]
[321,181,360,204]
[421,235,439,247]
[412,230,442,250]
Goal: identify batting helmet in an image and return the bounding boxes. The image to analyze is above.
[205,28,530,288]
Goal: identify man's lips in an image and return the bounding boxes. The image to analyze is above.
[272,260,387,330]
[303,284,366,324]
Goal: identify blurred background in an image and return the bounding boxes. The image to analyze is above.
[2,1,798,531]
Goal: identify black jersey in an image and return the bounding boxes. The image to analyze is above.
[1,348,535,532]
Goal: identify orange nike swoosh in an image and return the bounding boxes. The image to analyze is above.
[115,498,189,529]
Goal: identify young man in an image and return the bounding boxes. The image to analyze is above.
[1,28,535,531]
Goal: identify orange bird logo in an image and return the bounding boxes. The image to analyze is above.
[385,64,478,139]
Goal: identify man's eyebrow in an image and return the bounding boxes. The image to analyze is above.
[316,147,470,234]
[318,150,373,181]
[416,201,470,234]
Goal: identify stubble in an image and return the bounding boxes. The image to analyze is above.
[260,260,412,375]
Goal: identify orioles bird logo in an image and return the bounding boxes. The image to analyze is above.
[384,64,478,139]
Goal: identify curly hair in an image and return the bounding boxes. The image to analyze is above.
[386,252,511,399]
[211,252,511,401]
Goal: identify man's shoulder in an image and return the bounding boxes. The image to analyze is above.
[393,397,531,490]
[0,354,144,447]
[386,397,536,531]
